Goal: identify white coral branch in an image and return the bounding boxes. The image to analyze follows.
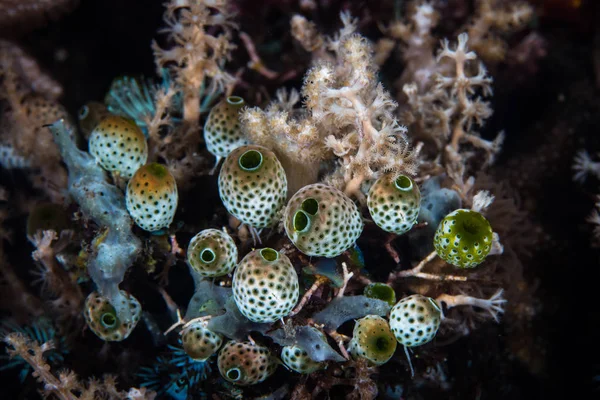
[436,289,507,323]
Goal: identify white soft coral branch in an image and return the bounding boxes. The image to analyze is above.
[152,0,237,128]
[436,289,506,323]
[305,55,419,201]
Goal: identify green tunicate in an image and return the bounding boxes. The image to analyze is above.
[363,283,396,306]
[433,209,493,268]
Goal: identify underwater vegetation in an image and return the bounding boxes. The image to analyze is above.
[137,345,210,400]
[3,0,593,398]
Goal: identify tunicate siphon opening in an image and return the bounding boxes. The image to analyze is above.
[227,96,245,106]
[146,162,168,178]
[394,175,413,191]
[293,210,311,233]
[457,210,491,238]
[260,248,279,262]
[200,248,216,264]
[78,105,89,120]
[239,150,263,171]
[462,221,478,235]
[375,336,390,352]
[227,368,241,381]
[427,297,442,313]
[301,198,319,215]
[101,312,117,329]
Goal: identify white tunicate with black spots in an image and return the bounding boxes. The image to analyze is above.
[83,290,141,342]
[125,163,178,232]
[281,345,325,374]
[367,174,421,235]
[232,248,299,323]
[89,116,147,179]
[217,341,277,386]
[204,96,249,159]
[389,294,442,347]
[187,229,238,278]
[218,145,287,228]
[283,183,364,257]
[181,320,223,361]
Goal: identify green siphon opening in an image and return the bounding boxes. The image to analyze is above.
[146,163,168,178]
[200,248,216,264]
[239,150,263,171]
[456,210,491,238]
[301,198,319,216]
[227,96,245,106]
[293,210,311,233]
[394,175,413,191]
[101,312,117,329]
[227,368,241,381]
[375,336,390,352]
[462,220,479,235]
[260,248,279,262]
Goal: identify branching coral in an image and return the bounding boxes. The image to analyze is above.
[401,32,502,179]
[142,0,238,185]
[3,333,156,400]
[382,1,531,184]
[152,0,237,128]
[385,1,533,84]
[385,2,440,90]
[465,0,534,63]
[245,13,420,202]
